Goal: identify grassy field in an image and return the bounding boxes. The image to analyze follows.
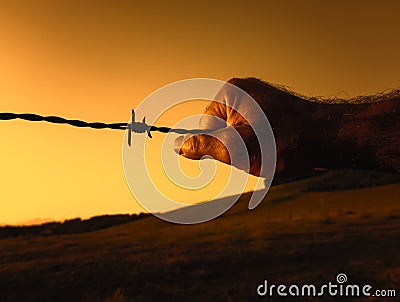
[0,170,399,301]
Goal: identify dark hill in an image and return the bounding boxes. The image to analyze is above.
[0,213,150,239]
[0,170,399,301]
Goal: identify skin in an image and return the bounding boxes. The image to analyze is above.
[174,77,400,179]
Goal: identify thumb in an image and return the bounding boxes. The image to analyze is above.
[174,125,259,174]
[174,133,230,163]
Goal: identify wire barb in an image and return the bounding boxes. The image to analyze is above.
[126,109,152,146]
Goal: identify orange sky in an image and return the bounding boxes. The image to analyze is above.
[0,1,399,225]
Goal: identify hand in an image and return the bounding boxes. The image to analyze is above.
[174,78,266,177]
[174,77,400,178]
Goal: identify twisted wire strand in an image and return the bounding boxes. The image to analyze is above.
[0,112,209,135]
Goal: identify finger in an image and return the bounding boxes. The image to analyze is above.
[199,101,228,130]
[198,80,253,130]
[174,125,262,176]
[205,81,259,128]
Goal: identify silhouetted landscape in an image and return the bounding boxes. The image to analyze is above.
[0,214,150,239]
[1,169,399,301]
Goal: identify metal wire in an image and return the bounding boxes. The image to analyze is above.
[0,112,209,135]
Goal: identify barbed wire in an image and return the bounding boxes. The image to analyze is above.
[0,112,128,130]
[0,112,210,146]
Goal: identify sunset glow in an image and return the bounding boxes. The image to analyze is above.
[1,1,399,224]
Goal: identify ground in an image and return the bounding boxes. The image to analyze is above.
[0,170,399,301]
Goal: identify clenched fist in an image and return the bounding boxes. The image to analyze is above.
[174,78,400,178]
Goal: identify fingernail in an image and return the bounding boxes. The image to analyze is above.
[174,136,184,154]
